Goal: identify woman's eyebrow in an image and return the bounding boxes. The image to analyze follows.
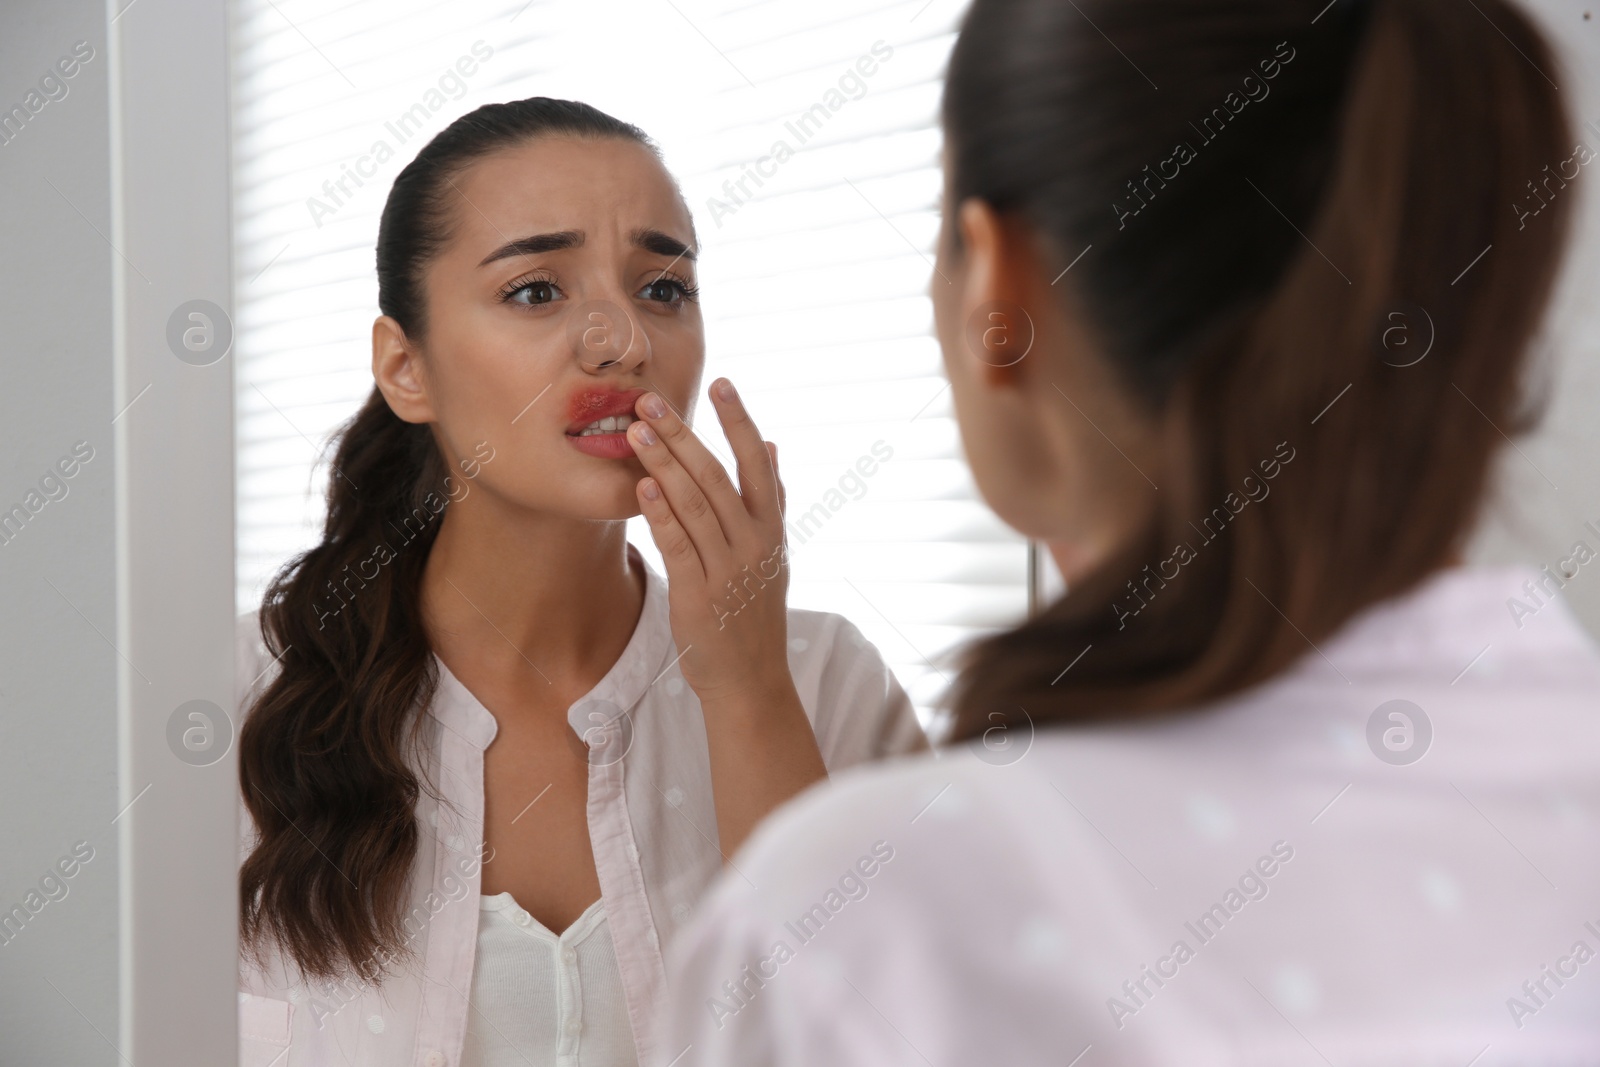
[476,229,695,266]
[631,227,697,262]
[477,230,585,267]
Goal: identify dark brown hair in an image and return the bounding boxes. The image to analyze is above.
[941,0,1577,738]
[239,98,657,985]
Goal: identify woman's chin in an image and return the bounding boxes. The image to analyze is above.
[571,482,648,523]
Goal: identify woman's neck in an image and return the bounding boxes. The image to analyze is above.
[417,494,645,695]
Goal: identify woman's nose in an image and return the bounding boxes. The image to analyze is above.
[569,296,651,372]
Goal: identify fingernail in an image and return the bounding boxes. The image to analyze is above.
[716,379,737,402]
[641,478,660,500]
[641,392,667,419]
[632,420,658,446]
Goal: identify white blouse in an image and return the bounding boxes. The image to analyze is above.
[460,894,637,1067]
[237,542,929,1067]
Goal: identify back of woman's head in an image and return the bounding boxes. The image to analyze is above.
[941,0,1577,737]
[239,97,654,986]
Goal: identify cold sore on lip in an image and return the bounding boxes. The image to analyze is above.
[565,386,646,460]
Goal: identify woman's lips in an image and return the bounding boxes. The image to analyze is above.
[566,386,646,432]
[565,386,647,460]
[566,431,638,460]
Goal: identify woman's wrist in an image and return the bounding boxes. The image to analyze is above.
[693,667,803,720]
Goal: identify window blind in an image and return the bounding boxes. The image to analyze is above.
[230,0,1026,728]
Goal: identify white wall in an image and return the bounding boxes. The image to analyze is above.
[0,3,121,1060]
[0,0,236,1062]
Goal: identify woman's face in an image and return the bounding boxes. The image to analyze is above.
[378,134,703,521]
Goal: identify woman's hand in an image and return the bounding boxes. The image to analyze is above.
[627,378,827,858]
[628,377,791,702]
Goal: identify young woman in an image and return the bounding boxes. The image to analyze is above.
[662,0,1600,1062]
[233,99,927,1067]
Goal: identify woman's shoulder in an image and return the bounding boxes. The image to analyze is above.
[782,606,929,760]
[783,606,875,663]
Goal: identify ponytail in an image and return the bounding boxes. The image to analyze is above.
[238,390,450,984]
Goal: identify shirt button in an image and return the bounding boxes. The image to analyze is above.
[422,1051,447,1067]
[564,1018,580,1037]
[562,947,577,964]
[513,910,531,927]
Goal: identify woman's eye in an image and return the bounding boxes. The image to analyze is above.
[639,279,688,304]
[508,280,560,305]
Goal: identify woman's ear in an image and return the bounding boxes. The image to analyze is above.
[372,315,435,424]
[953,197,1037,390]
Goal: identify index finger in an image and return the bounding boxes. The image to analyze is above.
[708,378,782,528]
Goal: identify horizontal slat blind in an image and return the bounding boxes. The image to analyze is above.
[232,0,557,622]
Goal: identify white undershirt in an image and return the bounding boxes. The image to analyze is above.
[459,893,639,1067]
